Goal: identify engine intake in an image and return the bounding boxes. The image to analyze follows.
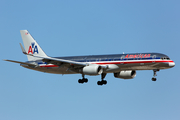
[82,65,103,75]
[114,70,136,79]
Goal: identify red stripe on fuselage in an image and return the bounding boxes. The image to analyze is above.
[38,60,174,67]
[94,60,174,65]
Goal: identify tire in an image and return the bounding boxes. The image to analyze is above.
[152,78,157,81]
[97,81,103,86]
[84,78,88,83]
[103,80,107,85]
[78,79,83,83]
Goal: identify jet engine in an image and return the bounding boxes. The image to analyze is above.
[114,70,136,79]
[82,65,103,75]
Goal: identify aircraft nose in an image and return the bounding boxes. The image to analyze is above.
[169,62,175,67]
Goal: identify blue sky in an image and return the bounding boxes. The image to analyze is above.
[0,0,180,120]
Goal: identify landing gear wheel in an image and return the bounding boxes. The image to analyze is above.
[97,80,107,86]
[152,78,157,81]
[102,80,107,85]
[78,74,88,84]
[84,78,88,83]
[97,81,103,86]
[78,79,83,84]
[78,78,88,84]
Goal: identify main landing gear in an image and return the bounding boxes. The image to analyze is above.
[78,73,107,86]
[78,74,88,84]
[97,73,107,86]
[152,69,159,81]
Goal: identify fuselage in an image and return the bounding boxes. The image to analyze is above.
[21,52,175,74]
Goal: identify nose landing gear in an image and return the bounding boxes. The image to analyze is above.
[152,69,159,81]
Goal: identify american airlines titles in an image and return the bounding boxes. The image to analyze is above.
[125,54,151,58]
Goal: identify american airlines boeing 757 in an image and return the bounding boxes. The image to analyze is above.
[4,30,175,85]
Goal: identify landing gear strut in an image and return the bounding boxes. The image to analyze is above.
[152,69,159,81]
[78,74,88,84]
[97,73,107,86]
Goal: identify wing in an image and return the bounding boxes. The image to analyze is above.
[42,57,87,66]
[41,56,88,69]
[39,56,108,69]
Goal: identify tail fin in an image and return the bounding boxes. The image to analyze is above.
[20,30,48,61]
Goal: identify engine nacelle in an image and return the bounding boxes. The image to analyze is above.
[114,70,136,79]
[82,65,103,75]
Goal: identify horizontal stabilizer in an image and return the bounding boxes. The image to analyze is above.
[19,43,27,55]
[3,59,36,66]
[19,43,33,56]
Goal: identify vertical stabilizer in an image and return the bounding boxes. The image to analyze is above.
[20,30,48,61]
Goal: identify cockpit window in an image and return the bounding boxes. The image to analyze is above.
[161,57,170,60]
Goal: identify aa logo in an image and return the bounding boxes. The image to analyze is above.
[28,42,38,54]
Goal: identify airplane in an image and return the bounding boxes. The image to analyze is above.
[4,30,175,85]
